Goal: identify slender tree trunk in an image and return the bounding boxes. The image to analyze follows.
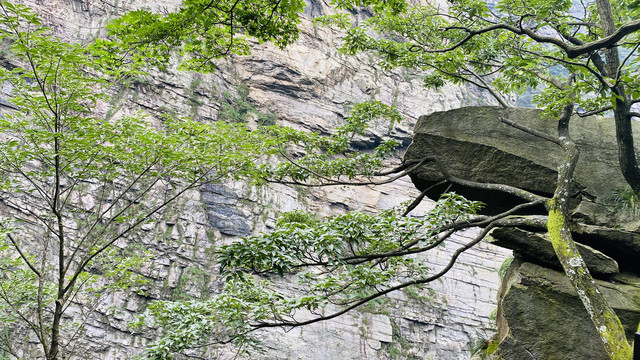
[612,95,640,192]
[546,105,632,360]
[48,114,65,360]
[596,0,640,192]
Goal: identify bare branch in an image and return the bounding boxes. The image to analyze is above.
[0,223,41,277]
[499,117,563,146]
[270,153,432,187]
[401,180,446,217]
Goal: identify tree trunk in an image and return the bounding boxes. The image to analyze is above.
[596,0,640,192]
[546,105,632,360]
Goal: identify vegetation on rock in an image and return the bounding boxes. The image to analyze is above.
[1,0,640,359]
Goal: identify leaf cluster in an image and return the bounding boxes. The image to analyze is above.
[100,0,306,73]
[141,193,483,358]
[322,0,640,118]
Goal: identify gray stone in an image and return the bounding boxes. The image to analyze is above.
[201,183,254,236]
[404,105,640,273]
[207,206,253,236]
[4,1,510,359]
[488,227,619,276]
[403,106,633,215]
[492,259,640,360]
[570,223,640,274]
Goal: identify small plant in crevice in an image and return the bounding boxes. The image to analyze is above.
[498,256,514,281]
[218,84,277,126]
[383,319,419,359]
[469,334,490,356]
[605,187,640,218]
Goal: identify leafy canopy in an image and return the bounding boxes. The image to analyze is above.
[319,0,640,118]
[99,0,306,73]
[0,2,408,357]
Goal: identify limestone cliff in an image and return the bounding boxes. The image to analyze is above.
[0,1,510,359]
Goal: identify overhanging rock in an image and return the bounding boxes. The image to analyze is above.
[406,106,640,360]
[404,106,629,218]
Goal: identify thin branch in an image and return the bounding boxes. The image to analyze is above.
[577,105,612,117]
[343,201,546,264]
[401,180,446,217]
[270,153,432,187]
[499,117,563,146]
[467,67,510,108]
[615,41,640,85]
[429,156,548,203]
[0,223,41,277]
[434,19,640,59]
[251,215,536,330]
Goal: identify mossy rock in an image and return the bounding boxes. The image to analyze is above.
[492,259,640,360]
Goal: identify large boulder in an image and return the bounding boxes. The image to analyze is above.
[403,106,640,271]
[489,259,640,360]
[404,106,640,360]
[404,106,632,219]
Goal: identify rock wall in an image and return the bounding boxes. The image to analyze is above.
[2,1,511,359]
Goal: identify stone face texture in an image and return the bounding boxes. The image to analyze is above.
[489,227,619,276]
[405,105,640,267]
[2,1,511,359]
[404,106,640,358]
[492,260,640,360]
[404,106,634,214]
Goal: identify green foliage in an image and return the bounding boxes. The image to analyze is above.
[259,100,402,183]
[218,84,277,126]
[100,0,306,73]
[0,2,312,356]
[498,256,514,280]
[139,193,483,358]
[605,187,640,218]
[326,0,640,120]
[274,210,319,227]
[0,2,418,356]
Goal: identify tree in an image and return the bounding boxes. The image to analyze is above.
[0,2,311,358]
[329,0,640,358]
[4,0,638,359]
[99,0,306,73]
[0,2,405,358]
[338,0,640,191]
[113,0,640,359]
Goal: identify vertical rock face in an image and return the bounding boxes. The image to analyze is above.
[405,106,640,360]
[2,1,510,359]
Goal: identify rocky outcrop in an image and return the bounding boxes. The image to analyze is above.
[405,106,640,359]
[490,260,640,360]
[487,227,619,276]
[404,106,634,218]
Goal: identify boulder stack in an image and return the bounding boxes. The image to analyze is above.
[405,106,640,360]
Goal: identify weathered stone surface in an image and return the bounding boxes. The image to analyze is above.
[570,222,640,274]
[201,183,253,236]
[491,260,640,360]
[404,105,640,271]
[488,227,619,276]
[404,106,634,216]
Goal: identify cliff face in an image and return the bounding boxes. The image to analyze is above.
[3,1,510,359]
